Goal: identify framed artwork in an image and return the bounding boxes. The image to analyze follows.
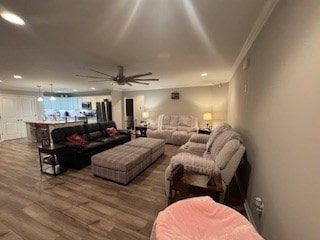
[171,92,179,99]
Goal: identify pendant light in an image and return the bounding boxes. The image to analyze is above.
[50,83,56,101]
[37,85,43,102]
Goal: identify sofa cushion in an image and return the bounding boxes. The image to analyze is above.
[177,126,197,133]
[189,134,210,144]
[83,141,105,150]
[178,115,193,127]
[67,133,88,145]
[161,125,177,131]
[169,115,179,126]
[215,139,240,169]
[162,115,171,125]
[87,130,104,140]
[205,123,233,153]
[209,130,241,160]
[171,152,216,176]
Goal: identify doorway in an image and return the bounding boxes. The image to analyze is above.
[125,98,134,129]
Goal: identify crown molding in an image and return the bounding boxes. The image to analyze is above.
[228,0,280,80]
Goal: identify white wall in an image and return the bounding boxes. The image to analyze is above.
[228,1,320,239]
[124,84,229,128]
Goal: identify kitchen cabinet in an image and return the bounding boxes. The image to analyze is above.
[51,98,61,110]
[60,97,69,110]
[44,96,52,109]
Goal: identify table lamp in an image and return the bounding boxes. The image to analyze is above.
[203,112,212,129]
[142,111,149,126]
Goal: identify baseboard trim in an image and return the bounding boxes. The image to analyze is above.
[235,174,257,230]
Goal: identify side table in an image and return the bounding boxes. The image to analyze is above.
[198,128,211,135]
[135,126,148,138]
[168,164,223,205]
[38,144,67,176]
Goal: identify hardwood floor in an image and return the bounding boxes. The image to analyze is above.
[0,139,179,240]
[0,139,245,240]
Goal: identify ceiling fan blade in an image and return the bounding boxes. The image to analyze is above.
[88,79,114,82]
[76,74,114,80]
[125,81,133,86]
[88,68,115,78]
[131,78,159,81]
[131,80,149,85]
[126,72,153,79]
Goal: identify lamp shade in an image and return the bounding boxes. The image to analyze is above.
[142,111,149,119]
[203,112,212,121]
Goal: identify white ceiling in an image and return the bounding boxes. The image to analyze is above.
[0,0,269,93]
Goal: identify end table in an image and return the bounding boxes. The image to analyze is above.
[198,128,211,135]
[135,126,148,138]
[38,144,67,176]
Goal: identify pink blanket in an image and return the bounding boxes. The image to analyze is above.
[151,196,263,240]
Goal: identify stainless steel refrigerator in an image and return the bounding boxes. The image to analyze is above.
[96,99,112,122]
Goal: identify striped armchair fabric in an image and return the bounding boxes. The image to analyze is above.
[165,122,245,202]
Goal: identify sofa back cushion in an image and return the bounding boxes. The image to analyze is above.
[215,139,240,169]
[158,114,198,130]
[205,122,233,153]
[178,115,194,127]
[209,130,241,160]
[84,123,106,140]
[51,125,86,143]
[99,121,117,130]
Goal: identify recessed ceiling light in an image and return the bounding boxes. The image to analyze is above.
[73,89,78,92]
[201,73,207,77]
[0,80,3,83]
[14,75,22,79]
[57,90,62,93]
[1,12,25,25]
[91,87,95,90]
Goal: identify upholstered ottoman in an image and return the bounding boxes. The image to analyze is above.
[125,137,165,163]
[91,145,151,185]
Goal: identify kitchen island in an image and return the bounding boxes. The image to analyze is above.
[25,120,84,144]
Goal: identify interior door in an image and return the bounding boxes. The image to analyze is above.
[20,96,37,138]
[134,95,144,127]
[0,95,22,140]
[0,95,37,140]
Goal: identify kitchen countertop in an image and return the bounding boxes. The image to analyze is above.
[25,120,84,125]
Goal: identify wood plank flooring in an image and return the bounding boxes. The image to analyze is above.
[0,139,245,240]
[0,139,179,240]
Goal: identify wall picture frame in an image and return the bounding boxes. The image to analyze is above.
[171,92,179,99]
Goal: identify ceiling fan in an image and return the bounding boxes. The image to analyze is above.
[76,65,159,86]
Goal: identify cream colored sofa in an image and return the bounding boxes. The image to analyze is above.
[147,114,198,145]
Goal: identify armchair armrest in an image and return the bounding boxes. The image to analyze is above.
[117,129,131,135]
[208,171,223,193]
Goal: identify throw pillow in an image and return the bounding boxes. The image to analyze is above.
[66,133,88,145]
[107,127,119,136]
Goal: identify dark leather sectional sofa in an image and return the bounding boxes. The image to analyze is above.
[51,121,131,169]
